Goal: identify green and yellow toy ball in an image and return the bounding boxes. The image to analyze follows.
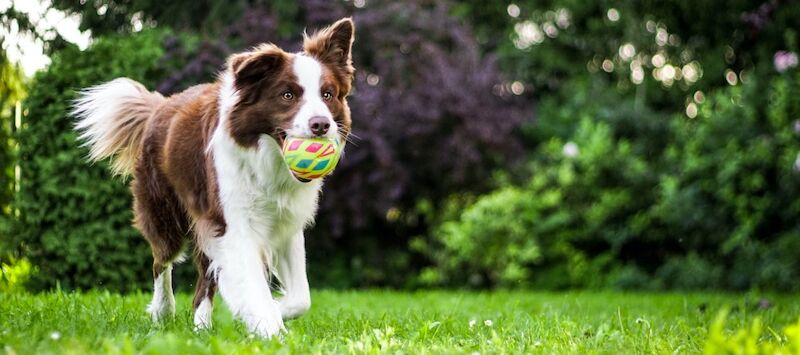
[282,137,342,181]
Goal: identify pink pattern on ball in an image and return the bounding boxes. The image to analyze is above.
[306,143,323,153]
[288,140,303,151]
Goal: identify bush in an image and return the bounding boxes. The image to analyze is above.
[419,112,659,289]
[653,69,800,291]
[12,30,175,291]
[421,68,800,291]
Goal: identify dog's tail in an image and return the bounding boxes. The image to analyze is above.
[73,78,165,176]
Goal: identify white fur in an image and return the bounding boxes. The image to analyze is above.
[202,70,322,337]
[146,264,175,322]
[276,232,311,319]
[74,80,134,131]
[288,55,338,139]
[193,297,213,330]
[72,78,162,175]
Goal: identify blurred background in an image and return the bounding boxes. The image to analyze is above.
[0,0,799,293]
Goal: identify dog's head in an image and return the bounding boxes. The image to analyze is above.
[224,18,355,148]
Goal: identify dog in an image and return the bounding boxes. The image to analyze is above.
[72,18,355,337]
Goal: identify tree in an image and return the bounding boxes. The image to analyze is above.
[0,50,25,253]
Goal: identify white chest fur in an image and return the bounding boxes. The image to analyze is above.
[211,132,321,248]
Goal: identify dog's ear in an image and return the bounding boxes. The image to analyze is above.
[228,44,287,89]
[303,18,355,76]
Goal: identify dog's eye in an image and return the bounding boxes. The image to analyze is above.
[282,92,294,101]
[322,91,333,101]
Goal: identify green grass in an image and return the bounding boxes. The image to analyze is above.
[1,290,799,354]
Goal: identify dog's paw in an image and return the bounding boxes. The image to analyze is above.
[242,301,285,338]
[193,298,214,331]
[244,314,285,338]
[278,297,310,320]
[146,298,176,322]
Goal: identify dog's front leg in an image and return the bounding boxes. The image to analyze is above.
[276,232,311,320]
[210,228,284,337]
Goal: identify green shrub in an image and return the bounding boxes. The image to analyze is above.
[419,113,658,289]
[421,69,800,291]
[12,30,174,292]
[654,71,800,291]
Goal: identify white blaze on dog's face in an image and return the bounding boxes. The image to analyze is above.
[225,19,355,148]
[289,55,335,139]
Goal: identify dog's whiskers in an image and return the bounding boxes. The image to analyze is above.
[347,131,362,141]
[338,128,359,146]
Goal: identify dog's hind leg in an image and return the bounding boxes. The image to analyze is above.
[148,261,176,322]
[132,173,188,323]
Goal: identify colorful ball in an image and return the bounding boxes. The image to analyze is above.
[281,137,342,181]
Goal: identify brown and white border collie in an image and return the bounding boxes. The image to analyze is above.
[72,18,355,337]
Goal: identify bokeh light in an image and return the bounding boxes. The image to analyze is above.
[607,8,620,22]
[507,4,520,18]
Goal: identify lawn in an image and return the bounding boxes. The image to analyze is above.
[1,290,799,354]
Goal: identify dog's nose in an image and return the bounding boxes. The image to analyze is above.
[309,116,331,136]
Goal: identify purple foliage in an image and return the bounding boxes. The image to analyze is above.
[325,1,531,231]
[155,0,533,283]
[774,50,798,73]
[156,38,228,94]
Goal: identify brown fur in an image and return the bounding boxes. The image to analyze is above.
[132,83,228,281]
[228,45,302,148]
[303,18,356,97]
